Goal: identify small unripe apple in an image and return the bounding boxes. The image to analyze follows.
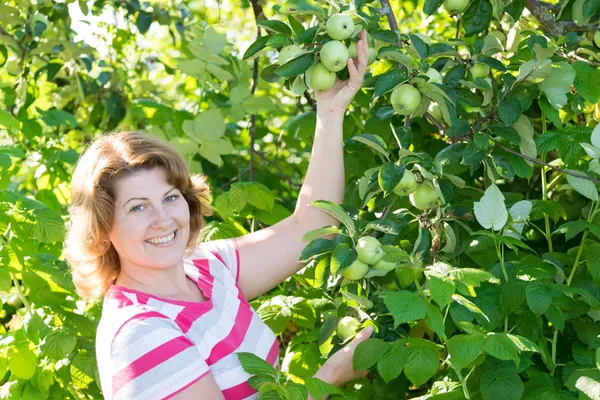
[443,0,470,13]
[391,84,421,116]
[410,184,439,210]
[342,259,370,280]
[469,62,490,80]
[424,68,442,84]
[428,102,443,121]
[306,63,336,91]
[337,316,361,341]
[393,169,418,196]
[320,40,349,72]
[356,236,385,264]
[326,13,355,40]
[5,60,21,76]
[278,44,303,65]
[372,257,398,272]
[594,31,600,48]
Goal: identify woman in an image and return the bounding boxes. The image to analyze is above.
[65,31,371,400]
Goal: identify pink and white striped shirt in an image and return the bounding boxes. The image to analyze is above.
[95,238,279,400]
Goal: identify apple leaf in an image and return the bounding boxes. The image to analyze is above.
[309,200,356,236]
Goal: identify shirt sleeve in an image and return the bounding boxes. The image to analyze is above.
[108,311,210,400]
[188,238,241,284]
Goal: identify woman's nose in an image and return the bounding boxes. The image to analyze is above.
[151,206,172,229]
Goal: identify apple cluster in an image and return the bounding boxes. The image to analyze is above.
[305,13,375,92]
[392,169,440,210]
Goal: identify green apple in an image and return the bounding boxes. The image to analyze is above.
[410,184,439,210]
[393,169,418,196]
[306,63,336,91]
[428,102,443,121]
[372,257,398,272]
[594,31,600,48]
[320,40,349,72]
[356,236,385,264]
[342,258,369,280]
[367,48,377,65]
[469,62,490,80]
[424,68,442,84]
[390,84,422,116]
[326,13,355,40]
[337,316,361,341]
[278,44,303,65]
[443,0,470,13]
[348,42,358,59]
[5,60,21,76]
[348,44,377,65]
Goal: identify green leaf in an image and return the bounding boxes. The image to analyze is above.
[585,242,600,282]
[353,338,390,370]
[525,281,552,315]
[404,338,441,387]
[384,291,428,327]
[484,333,521,366]
[452,268,494,287]
[474,184,507,231]
[544,304,565,331]
[243,35,271,60]
[40,329,76,361]
[501,279,527,314]
[278,0,327,18]
[463,0,493,35]
[453,294,490,322]
[425,303,445,339]
[512,115,537,167]
[566,368,600,399]
[377,340,409,383]
[329,243,358,275]
[241,182,275,211]
[8,346,37,379]
[499,97,521,125]
[447,334,485,370]
[573,61,600,103]
[237,352,277,378]
[378,163,405,196]
[299,238,337,261]
[374,67,409,98]
[480,365,524,400]
[427,274,456,309]
[301,226,342,242]
[258,20,292,36]
[309,200,356,236]
[0,110,20,131]
[32,207,65,243]
[540,62,576,109]
[275,52,314,77]
[350,134,390,159]
[566,170,599,201]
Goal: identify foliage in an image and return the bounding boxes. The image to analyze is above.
[1,0,600,399]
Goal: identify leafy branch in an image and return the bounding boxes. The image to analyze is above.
[525,0,599,36]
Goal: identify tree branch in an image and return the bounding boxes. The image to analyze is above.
[525,0,598,36]
[495,143,600,185]
[378,0,403,48]
[254,150,301,189]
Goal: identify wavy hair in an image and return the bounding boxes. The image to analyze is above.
[64,131,213,302]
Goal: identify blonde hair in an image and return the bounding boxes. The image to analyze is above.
[64,131,213,302]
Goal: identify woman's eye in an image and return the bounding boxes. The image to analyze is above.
[130,204,144,213]
[166,194,179,203]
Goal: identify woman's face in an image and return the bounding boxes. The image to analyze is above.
[108,167,191,271]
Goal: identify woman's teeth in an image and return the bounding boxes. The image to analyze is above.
[146,231,176,245]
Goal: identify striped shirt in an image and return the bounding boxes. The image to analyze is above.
[95,238,279,400]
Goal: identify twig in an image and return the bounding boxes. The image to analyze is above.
[559,50,600,67]
[495,143,600,185]
[424,112,445,131]
[524,0,597,36]
[220,167,251,190]
[378,0,403,48]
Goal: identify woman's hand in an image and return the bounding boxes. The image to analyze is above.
[313,326,374,387]
[314,30,369,114]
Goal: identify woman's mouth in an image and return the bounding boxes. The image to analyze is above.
[145,229,178,247]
